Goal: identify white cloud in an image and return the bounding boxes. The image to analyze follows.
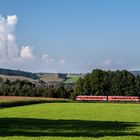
[7,34,15,41]
[100,59,127,70]
[103,59,113,66]
[7,34,18,58]
[59,59,66,65]
[7,15,17,25]
[0,15,35,63]
[21,46,34,59]
[42,54,54,64]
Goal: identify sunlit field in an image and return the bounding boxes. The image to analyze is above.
[0,103,140,140]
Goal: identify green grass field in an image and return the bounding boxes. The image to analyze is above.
[64,75,82,83]
[0,103,140,140]
[39,73,64,83]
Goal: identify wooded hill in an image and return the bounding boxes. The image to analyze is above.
[0,68,81,84]
[0,68,37,79]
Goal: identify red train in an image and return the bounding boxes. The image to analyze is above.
[76,96,140,102]
[76,96,107,101]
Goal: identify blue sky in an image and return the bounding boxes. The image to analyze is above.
[0,0,140,73]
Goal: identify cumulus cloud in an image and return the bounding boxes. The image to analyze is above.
[100,59,127,70]
[103,59,113,66]
[0,15,35,63]
[7,34,18,58]
[21,46,34,59]
[42,54,54,64]
[7,15,17,25]
[59,59,66,65]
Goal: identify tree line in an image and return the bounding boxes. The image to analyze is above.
[0,78,74,98]
[74,69,140,97]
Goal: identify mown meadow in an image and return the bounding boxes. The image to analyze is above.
[0,103,140,140]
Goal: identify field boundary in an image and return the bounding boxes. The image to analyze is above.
[0,96,70,108]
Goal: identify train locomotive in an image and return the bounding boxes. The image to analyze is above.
[76,95,140,102]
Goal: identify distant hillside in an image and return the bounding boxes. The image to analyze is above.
[38,73,66,83]
[38,73,82,84]
[0,74,36,82]
[0,68,37,79]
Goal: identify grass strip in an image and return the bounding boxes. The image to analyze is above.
[0,99,69,108]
